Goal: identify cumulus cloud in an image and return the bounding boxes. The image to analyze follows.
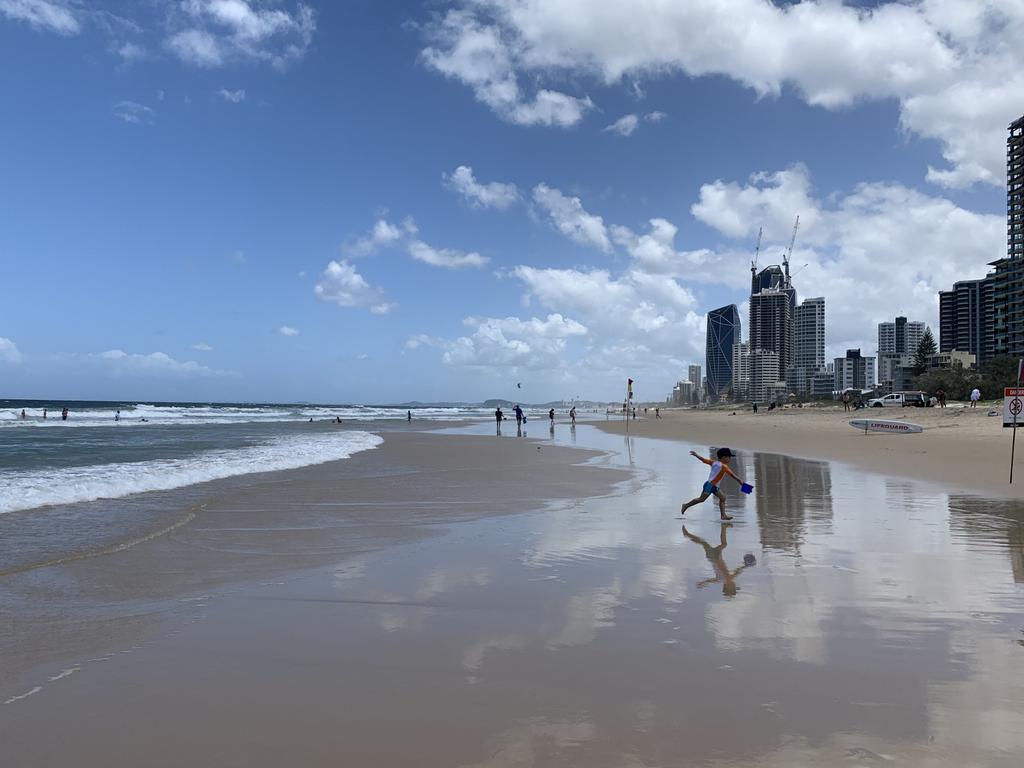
[443,165,519,209]
[278,325,299,336]
[409,314,587,369]
[166,0,316,70]
[611,218,711,275]
[217,87,246,103]
[345,219,406,257]
[191,342,214,352]
[314,259,391,312]
[645,110,666,122]
[532,183,611,252]
[421,0,1024,186]
[603,114,638,137]
[408,240,489,269]
[0,0,79,35]
[343,216,489,269]
[93,350,230,378]
[0,336,22,364]
[421,9,592,127]
[112,101,155,125]
[113,41,147,63]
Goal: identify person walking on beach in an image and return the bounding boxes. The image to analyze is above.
[655,406,661,419]
[936,388,946,408]
[680,448,747,521]
[407,410,412,422]
[842,391,851,411]
[682,524,752,597]
[752,401,758,414]
[569,405,576,426]
[548,408,555,431]
[515,404,524,427]
[970,387,981,408]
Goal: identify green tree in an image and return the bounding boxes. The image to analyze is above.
[913,328,937,374]
[980,355,1021,398]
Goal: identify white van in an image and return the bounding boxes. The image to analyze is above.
[867,392,926,408]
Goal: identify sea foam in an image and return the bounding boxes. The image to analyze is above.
[0,431,383,514]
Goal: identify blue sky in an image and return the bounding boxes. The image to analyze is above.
[0,0,1019,403]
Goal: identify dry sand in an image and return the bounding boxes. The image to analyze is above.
[597,401,1020,498]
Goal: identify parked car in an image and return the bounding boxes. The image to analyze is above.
[867,391,927,408]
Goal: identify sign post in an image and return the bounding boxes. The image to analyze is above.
[1005,365,1024,483]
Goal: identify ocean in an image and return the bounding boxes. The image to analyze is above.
[0,399,493,516]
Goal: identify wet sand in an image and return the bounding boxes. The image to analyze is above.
[599,403,1024,498]
[4,426,1024,766]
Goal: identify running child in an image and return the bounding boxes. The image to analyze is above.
[680,447,746,521]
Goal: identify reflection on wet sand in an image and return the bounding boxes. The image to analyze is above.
[753,452,833,554]
[682,523,752,597]
[949,494,1024,583]
[5,425,1024,767]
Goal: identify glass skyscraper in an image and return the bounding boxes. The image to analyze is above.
[705,304,741,402]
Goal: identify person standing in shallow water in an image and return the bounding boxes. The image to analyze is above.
[495,407,503,433]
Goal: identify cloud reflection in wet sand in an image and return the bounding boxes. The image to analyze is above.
[325,426,1024,765]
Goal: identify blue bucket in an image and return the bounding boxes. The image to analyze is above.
[740,483,754,495]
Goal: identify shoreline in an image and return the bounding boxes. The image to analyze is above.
[0,429,629,692]
[591,403,1024,498]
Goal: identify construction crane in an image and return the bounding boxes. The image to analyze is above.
[750,226,763,286]
[790,262,809,279]
[783,215,800,282]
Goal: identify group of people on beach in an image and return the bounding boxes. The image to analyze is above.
[494,405,578,434]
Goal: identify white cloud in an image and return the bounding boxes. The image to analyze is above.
[278,325,299,336]
[345,219,405,257]
[217,87,246,103]
[314,259,390,312]
[422,0,1024,186]
[408,240,489,269]
[689,164,1003,356]
[370,302,396,315]
[420,313,588,369]
[421,9,592,128]
[610,218,711,275]
[0,0,79,35]
[603,114,638,137]
[191,342,214,352]
[644,110,666,122]
[93,350,229,378]
[532,183,611,253]
[114,41,147,63]
[405,334,443,350]
[112,101,155,125]
[166,0,316,70]
[0,336,22,364]
[444,165,519,209]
